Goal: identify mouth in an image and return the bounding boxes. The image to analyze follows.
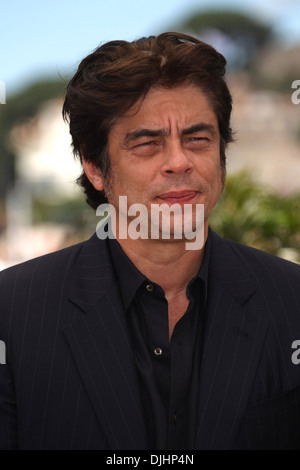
[157,190,199,204]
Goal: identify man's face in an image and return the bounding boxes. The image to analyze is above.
[96,84,223,238]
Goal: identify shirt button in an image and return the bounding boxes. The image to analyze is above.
[154,347,163,356]
[146,283,154,292]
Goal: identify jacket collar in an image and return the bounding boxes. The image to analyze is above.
[68,233,116,313]
[208,228,256,304]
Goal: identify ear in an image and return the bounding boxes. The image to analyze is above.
[82,158,104,191]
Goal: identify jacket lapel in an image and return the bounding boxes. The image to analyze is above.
[63,235,147,450]
[195,231,269,449]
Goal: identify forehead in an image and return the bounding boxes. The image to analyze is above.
[110,84,218,134]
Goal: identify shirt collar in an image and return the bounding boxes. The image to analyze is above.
[108,237,146,311]
[186,232,210,304]
[108,233,211,312]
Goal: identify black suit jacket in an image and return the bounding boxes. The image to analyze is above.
[0,229,300,449]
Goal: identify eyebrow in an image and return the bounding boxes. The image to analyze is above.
[124,128,168,144]
[124,122,217,144]
[182,123,216,137]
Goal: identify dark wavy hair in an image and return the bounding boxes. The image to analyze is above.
[63,32,233,209]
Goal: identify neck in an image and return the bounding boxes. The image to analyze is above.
[116,232,207,298]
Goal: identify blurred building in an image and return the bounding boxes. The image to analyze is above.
[228,73,300,194]
[1,98,81,268]
[10,98,80,195]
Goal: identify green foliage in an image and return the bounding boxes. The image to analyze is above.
[210,172,300,261]
[182,9,271,43]
[172,9,273,69]
[4,79,66,125]
[32,195,95,238]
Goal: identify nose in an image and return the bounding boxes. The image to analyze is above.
[160,141,193,176]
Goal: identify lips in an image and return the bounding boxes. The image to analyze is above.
[158,190,199,203]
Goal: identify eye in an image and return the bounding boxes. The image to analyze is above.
[133,139,160,149]
[137,140,156,147]
[184,136,212,152]
[131,140,160,157]
[188,136,209,142]
[185,136,210,146]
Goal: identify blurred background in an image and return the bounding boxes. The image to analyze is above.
[1,0,300,269]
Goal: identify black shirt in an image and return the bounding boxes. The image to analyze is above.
[108,236,210,450]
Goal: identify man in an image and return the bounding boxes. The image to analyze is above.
[0,32,300,450]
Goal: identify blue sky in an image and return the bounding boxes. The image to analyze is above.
[1,0,300,95]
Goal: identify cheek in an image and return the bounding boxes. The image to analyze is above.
[213,168,223,196]
[198,157,222,183]
[214,163,223,184]
[111,162,149,197]
[125,160,157,185]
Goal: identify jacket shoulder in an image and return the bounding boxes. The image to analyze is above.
[232,238,300,276]
[0,241,92,294]
[211,230,300,277]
